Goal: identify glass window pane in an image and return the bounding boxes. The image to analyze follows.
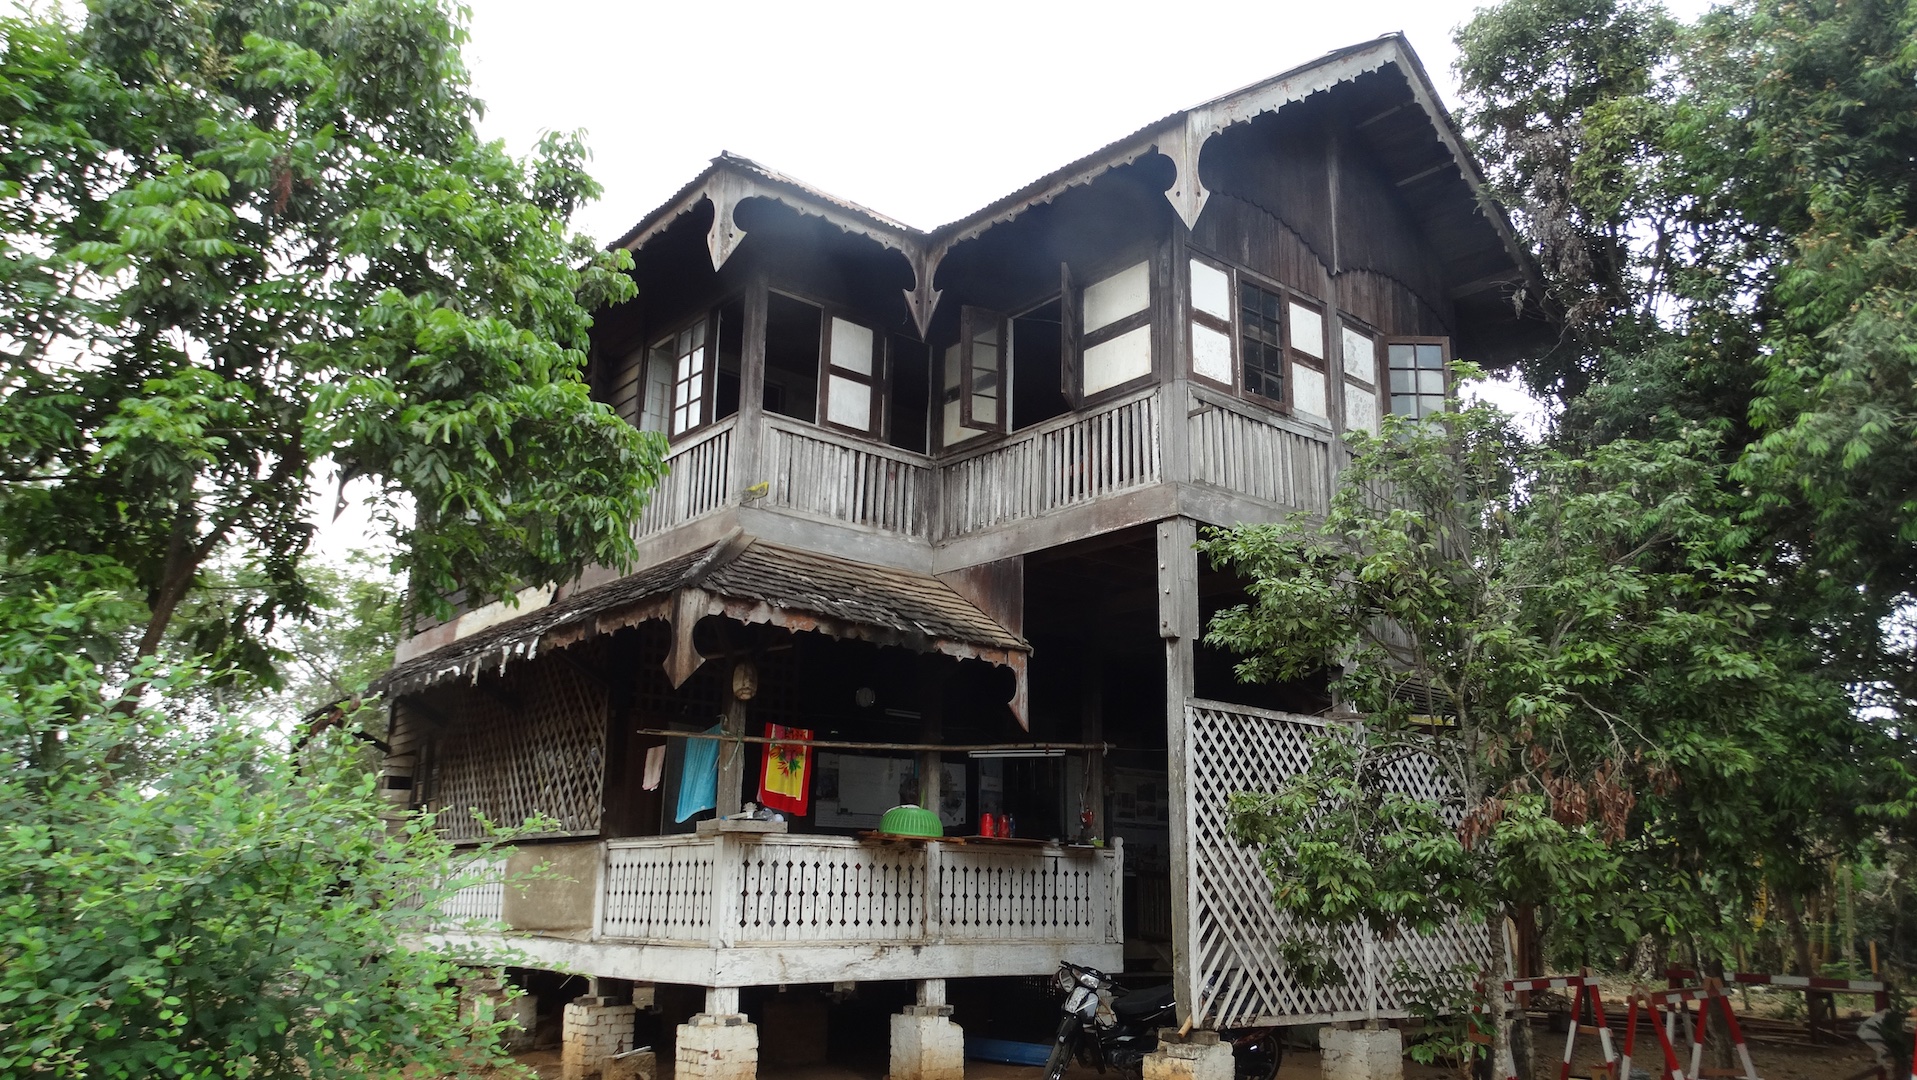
[1388,343,1415,368]
[1292,363,1327,417]
[1417,343,1444,368]
[1084,261,1150,333]
[1390,369,1414,393]
[1392,394,1416,414]
[1417,397,1443,418]
[1417,370,1444,395]
[830,318,874,376]
[1190,260,1231,320]
[1289,303,1324,360]
[827,373,871,430]
[1342,326,1374,381]
[1191,320,1233,383]
[1083,324,1151,395]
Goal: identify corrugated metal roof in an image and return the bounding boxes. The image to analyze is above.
[377,534,1026,698]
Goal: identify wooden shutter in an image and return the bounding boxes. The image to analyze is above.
[1059,261,1081,406]
[958,305,1007,433]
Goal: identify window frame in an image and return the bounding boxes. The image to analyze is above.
[1071,255,1156,405]
[645,310,719,441]
[817,305,888,439]
[1383,335,1451,420]
[958,304,1009,435]
[1184,251,1332,419]
[1337,312,1384,437]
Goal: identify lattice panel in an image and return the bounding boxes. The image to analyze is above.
[602,836,716,942]
[1181,700,1489,1026]
[430,652,608,842]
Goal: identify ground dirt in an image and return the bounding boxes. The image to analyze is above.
[502,1020,1886,1080]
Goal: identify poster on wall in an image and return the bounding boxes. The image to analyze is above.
[1110,766,1169,826]
[814,753,967,829]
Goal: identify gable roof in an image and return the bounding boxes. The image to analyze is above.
[610,34,1534,296]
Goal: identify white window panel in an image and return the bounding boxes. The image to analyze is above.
[826,374,870,430]
[1342,326,1375,381]
[1084,261,1150,333]
[830,317,873,376]
[1191,321,1233,384]
[1083,324,1151,396]
[1291,363,1327,419]
[1345,383,1378,435]
[1190,259,1231,320]
[1289,302,1324,360]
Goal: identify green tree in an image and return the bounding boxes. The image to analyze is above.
[0,0,666,678]
[1202,401,1885,1072]
[0,575,527,1079]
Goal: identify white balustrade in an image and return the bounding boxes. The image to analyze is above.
[590,833,1122,948]
[1188,388,1333,514]
[763,420,932,537]
[634,419,736,538]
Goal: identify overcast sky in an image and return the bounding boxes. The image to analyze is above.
[462,0,1514,242]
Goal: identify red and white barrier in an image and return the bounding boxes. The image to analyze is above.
[1502,973,1620,1080]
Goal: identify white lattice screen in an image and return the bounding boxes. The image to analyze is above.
[1181,700,1489,1027]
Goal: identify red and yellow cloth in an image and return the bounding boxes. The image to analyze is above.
[757,724,813,815]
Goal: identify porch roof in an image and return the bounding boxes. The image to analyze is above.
[377,531,1030,702]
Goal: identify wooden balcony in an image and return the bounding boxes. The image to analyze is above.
[628,383,1333,555]
[434,829,1124,987]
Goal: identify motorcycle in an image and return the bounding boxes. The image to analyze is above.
[1042,961,1282,1080]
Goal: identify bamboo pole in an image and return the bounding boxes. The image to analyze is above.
[631,727,1111,755]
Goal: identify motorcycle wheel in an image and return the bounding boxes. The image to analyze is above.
[1043,1016,1080,1080]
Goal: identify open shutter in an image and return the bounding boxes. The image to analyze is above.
[1059,262,1081,406]
[958,305,1007,433]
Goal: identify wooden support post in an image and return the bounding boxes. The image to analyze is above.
[917,979,947,1008]
[1158,517,1199,1028]
[918,655,944,815]
[705,986,741,1016]
[1080,646,1105,841]
[719,670,748,819]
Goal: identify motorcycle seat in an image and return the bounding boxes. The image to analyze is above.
[1111,982,1177,1023]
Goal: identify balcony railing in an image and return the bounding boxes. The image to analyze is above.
[1188,386,1333,515]
[762,419,933,538]
[940,389,1162,538]
[635,418,737,538]
[601,831,1122,948]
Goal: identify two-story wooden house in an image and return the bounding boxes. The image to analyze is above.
[378,33,1547,1080]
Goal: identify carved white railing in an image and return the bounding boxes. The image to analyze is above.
[435,855,506,924]
[601,835,718,942]
[634,418,737,538]
[940,390,1161,537]
[594,832,1122,948]
[762,420,932,538]
[1188,387,1334,515]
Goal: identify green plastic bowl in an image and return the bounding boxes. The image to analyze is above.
[879,804,943,838]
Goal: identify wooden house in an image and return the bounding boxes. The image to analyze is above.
[378,33,1547,1079]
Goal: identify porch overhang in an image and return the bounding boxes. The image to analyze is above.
[377,530,1033,725]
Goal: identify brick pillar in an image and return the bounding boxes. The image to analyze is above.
[563,995,637,1080]
[1320,1025,1403,1080]
[458,974,536,1052]
[890,1005,964,1080]
[676,1012,758,1080]
[1144,1029,1234,1080]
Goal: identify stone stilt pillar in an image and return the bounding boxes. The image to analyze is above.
[677,989,758,1080]
[562,994,637,1080]
[889,995,964,1080]
[1143,1029,1234,1080]
[458,974,536,1052]
[1320,1024,1403,1080]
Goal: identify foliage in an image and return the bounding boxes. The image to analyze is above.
[1202,399,1893,1066]
[0,577,526,1080]
[0,0,666,679]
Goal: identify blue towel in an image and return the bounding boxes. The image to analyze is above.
[674,724,722,823]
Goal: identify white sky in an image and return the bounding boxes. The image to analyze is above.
[463,0,1500,241]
